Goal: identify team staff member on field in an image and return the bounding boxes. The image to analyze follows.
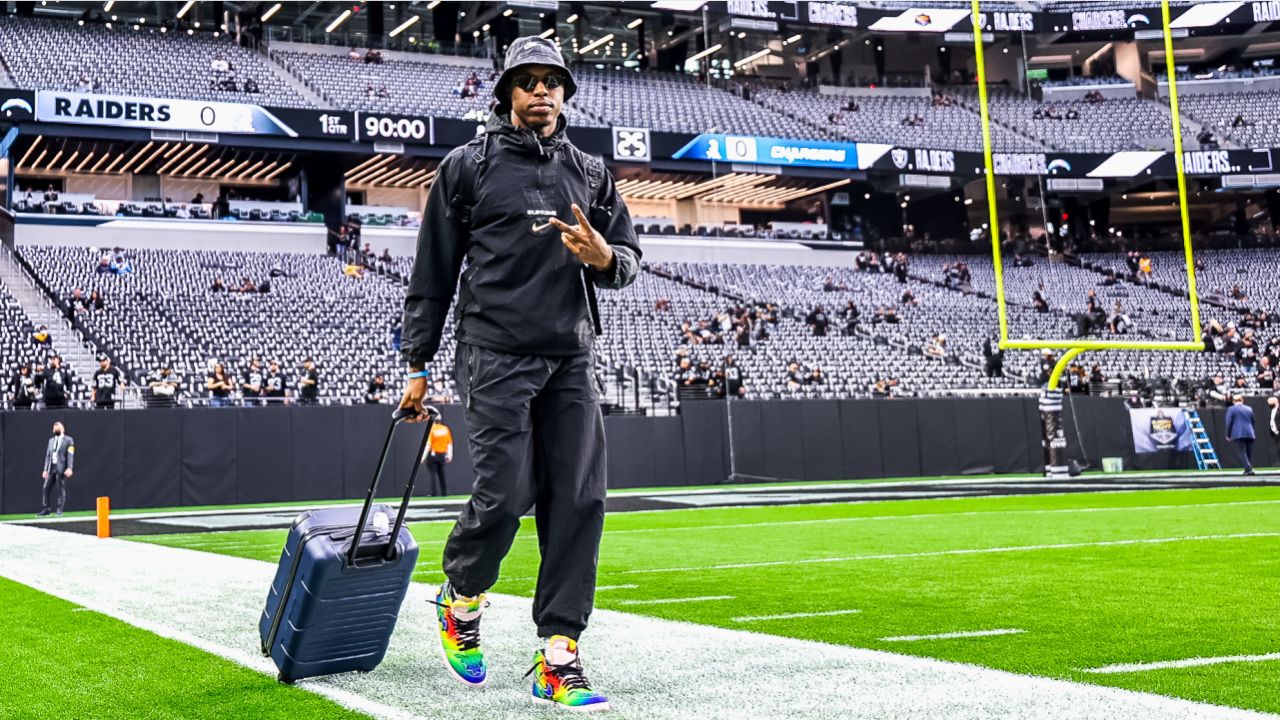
[399,36,639,712]
[1226,395,1257,476]
[37,421,74,517]
[421,418,454,497]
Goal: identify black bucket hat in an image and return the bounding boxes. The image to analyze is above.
[495,36,577,107]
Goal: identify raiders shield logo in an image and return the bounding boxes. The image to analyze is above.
[891,148,909,169]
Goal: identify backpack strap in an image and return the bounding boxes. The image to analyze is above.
[447,131,491,227]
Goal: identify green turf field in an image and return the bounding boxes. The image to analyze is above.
[0,576,367,720]
[126,485,1280,715]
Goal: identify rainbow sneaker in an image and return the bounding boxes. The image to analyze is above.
[525,636,610,712]
[432,581,487,687]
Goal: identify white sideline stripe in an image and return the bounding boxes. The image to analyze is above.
[595,584,639,591]
[585,499,1280,538]
[1082,653,1280,674]
[882,629,1026,643]
[0,526,1274,720]
[581,532,1280,578]
[732,609,862,622]
[616,595,734,606]
[10,471,1279,526]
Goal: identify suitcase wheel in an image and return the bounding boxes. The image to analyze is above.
[277,672,295,685]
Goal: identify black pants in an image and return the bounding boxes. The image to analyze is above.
[1234,438,1255,472]
[42,468,67,514]
[426,453,448,497]
[444,343,606,641]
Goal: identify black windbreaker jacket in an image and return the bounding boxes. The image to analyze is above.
[401,112,641,366]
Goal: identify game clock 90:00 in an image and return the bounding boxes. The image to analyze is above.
[360,114,430,142]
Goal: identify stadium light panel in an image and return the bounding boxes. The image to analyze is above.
[155,144,195,174]
[687,43,721,63]
[16,135,42,168]
[784,34,802,44]
[180,158,209,177]
[58,151,80,172]
[261,3,282,22]
[177,1,195,19]
[169,146,209,176]
[326,10,353,33]
[103,148,130,174]
[263,161,293,181]
[426,0,441,8]
[233,160,266,180]
[116,142,155,175]
[733,48,770,68]
[250,161,280,180]
[580,34,614,54]
[503,8,514,17]
[566,13,579,23]
[627,18,643,29]
[390,15,419,37]
[539,28,555,38]
[90,153,111,173]
[103,0,115,11]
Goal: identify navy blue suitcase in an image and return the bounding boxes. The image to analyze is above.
[260,407,436,683]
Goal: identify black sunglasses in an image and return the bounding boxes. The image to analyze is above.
[513,73,568,92]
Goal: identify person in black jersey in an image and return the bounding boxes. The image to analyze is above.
[39,356,73,409]
[365,373,387,404]
[298,358,319,405]
[90,355,125,409]
[264,360,287,403]
[240,358,265,406]
[9,364,37,409]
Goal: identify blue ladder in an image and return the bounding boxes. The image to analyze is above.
[1185,409,1221,471]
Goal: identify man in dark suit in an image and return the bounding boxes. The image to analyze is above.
[1225,395,1257,476]
[38,421,75,517]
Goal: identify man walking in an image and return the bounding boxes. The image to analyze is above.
[399,35,639,711]
[422,418,454,497]
[38,421,75,517]
[1226,395,1257,476]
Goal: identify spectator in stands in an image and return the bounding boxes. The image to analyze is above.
[925,334,948,359]
[211,277,226,293]
[240,359,265,406]
[1032,291,1050,313]
[982,338,1004,378]
[191,192,205,205]
[265,361,287,404]
[8,364,37,409]
[1257,357,1275,390]
[675,357,702,387]
[1065,107,1080,120]
[90,354,124,410]
[1136,255,1153,283]
[654,297,671,312]
[1089,365,1107,384]
[365,374,387,404]
[1108,301,1131,334]
[1238,332,1260,371]
[364,48,383,64]
[841,301,859,336]
[67,288,87,315]
[348,47,362,62]
[146,366,180,407]
[806,367,825,386]
[784,361,806,391]
[1232,113,1251,128]
[88,289,105,312]
[1206,373,1230,406]
[39,356,72,409]
[43,185,59,212]
[236,277,258,293]
[96,255,113,275]
[806,305,830,337]
[1197,128,1218,150]
[721,355,745,398]
[1065,363,1089,394]
[32,324,51,347]
[298,358,319,405]
[1037,350,1057,386]
[243,77,260,94]
[870,377,892,398]
[376,85,390,99]
[206,363,234,407]
[900,289,917,306]
[1230,284,1248,302]
[1225,395,1257,475]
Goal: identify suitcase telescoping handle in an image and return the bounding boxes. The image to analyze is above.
[346,405,439,566]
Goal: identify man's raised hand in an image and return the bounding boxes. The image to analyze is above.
[550,204,613,272]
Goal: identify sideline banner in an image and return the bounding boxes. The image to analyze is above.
[1129,408,1192,453]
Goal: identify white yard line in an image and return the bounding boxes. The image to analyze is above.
[0,524,1276,720]
[595,584,640,591]
[572,532,1280,579]
[732,609,862,622]
[615,595,735,606]
[1082,653,1280,674]
[882,629,1026,643]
